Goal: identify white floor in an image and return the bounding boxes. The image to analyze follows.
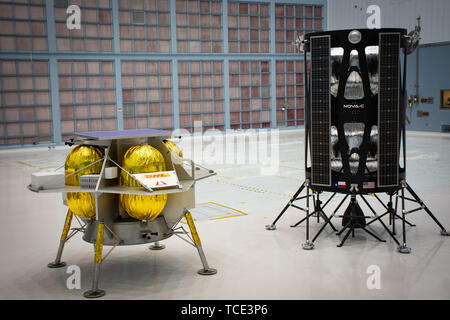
[0,129,449,300]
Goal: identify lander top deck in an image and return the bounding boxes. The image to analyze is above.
[28,127,216,194]
[75,129,172,140]
[303,28,407,47]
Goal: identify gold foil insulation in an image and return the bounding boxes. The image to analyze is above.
[60,209,74,241]
[119,145,168,221]
[65,145,104,219]
[185,211,201,246]
[94,223,104,264]
[164,140,183,163]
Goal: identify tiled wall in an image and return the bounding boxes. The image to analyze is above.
[176,0,222,53]
[275,60,305,127]
[119,0,170,52]
[228,2,269,53]
[275,4,322,54]
[0,59,52,145]
[178,60,224,131]
[55,0,113,51]
[229,60,270,129]
[122,60,173,129]
[0,0,324,147]
[0,1,48,51]
[58,60,116,140]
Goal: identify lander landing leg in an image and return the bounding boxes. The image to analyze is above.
[265,181,306,230]
[302,181,315,250]
[84,222,106,298]
[397,183,412,254]
[48,209,73,268]
[403,181,450,236]
[184,210,217,276]
[396,180,450,254]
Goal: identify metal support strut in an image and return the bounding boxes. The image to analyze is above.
[83,222,106,298]
[184,210,217,275]
[302,181,314,250]
[265,182,306,230]
[404,181,450,236]
[48,209,73,268]
[397,182,411,254]
[336,193,386,248]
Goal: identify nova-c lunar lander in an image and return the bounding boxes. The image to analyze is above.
[266,28,449,251]
[28,129,216,298]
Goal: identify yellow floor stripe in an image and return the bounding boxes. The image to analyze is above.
[180,202,248,223]
[15,160,38,168]
[213,177,291,198]
[199,202,248,220]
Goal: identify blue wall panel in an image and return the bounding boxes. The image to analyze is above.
[406,43,450,132]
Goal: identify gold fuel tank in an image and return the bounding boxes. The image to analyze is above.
[119,145,168,221]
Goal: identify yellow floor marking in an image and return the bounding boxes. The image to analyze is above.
[201,202,248,220]
[213,177,291,198]
[15,160,38,168]
[180,202,248,223]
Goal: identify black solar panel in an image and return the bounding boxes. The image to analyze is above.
[310,35,331,186]
[378,33,400,187]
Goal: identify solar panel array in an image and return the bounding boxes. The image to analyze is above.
[310,35,331,186]
[378,33,400,187]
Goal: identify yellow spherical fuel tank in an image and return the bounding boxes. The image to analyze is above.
[119,145,167,221]
[65,145,104,219]
[164,139,183,159]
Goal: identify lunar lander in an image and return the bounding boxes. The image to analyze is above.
[28,129,217,298]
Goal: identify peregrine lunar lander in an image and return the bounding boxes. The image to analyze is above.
[28,129,217,298]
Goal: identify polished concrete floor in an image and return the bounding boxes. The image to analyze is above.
[0,129,449,300]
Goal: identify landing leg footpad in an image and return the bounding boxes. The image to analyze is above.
[149,243,166,250]
[198,268,217,275]
[47,262,66,268]
[83,289,105,298]
[302,242,315,250]
[397,245,412,254]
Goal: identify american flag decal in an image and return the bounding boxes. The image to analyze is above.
[363,181,375,189]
